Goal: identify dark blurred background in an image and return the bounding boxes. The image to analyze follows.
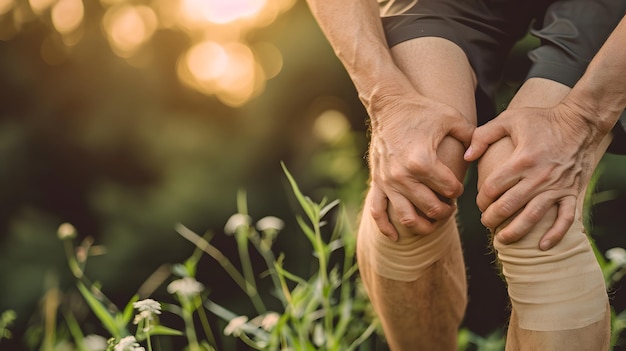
[0,0,624,349]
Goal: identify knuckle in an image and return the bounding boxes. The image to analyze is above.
[398,215,418,228]
[516,153,536,168]
[441,184,462,198]
[494,198,519,219]
[424,204,442,219]
[480,182,500,202]
[405,155,429,174]
[425,203,450,220]
[370,208,385,221]
[525,206,545,224]
[387,165,406,182]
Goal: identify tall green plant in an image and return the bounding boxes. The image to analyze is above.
[180,163,379,350]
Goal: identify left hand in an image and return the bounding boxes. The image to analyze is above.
[464,103,605,250]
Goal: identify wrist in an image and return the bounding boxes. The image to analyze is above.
[561,90,620,141]
[354,62,414,109]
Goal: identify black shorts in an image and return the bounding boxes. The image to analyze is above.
[380,0,626,154]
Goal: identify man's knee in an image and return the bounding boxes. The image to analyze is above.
[493,208,608,331]
[356,201,460,282]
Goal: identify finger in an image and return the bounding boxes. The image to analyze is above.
[539,196,576,251]
[494,192,555,245]
[478,176,536,227]
[446,114,476,147]
[411,157,465,200]
[476,159,526,213]
[369,186,398,241]
[464,118,509,162]
[401,182,456,221]
[387,193,436,236]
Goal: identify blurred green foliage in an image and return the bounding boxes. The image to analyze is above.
[1,0,625,350]
[0,1,369,347]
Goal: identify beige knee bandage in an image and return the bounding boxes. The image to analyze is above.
[357,210,457,282]
[494,211,608,331]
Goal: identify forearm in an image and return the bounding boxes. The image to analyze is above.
[305,0,412,116]
[564,15,626,136]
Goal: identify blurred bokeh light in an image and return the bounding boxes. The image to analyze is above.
[2,1,625,349]
[102,4,157,57]
[1,0,295,106]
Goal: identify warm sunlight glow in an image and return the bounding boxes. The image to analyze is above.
[99,0,125,6]
[179,41,259,106]
[103,5,157,57]
[2,0,296,107]
[180,0,266,25]
[29,0,55,15]
[253,42,282,79]
[0,0,12,16]
[214,42,256,105]
[186,41,229,81]
[150,0,181,29]
[313,110,351,144]
[51,0,83,34]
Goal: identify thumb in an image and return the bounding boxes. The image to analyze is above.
[464,118,509,161]
[448,116,476,148]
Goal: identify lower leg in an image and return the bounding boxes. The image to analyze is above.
[506,307,610,351]
[358,137,467,351]
[479,78,611,350]
[357,37,476,350]
[493,193,610,350]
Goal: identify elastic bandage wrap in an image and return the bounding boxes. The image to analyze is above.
[357,209,457,282]
[494,210,608,331]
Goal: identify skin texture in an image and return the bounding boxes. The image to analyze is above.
[477,78,612,350]
[505,307,610,351]
[305,0,474,241]
[355,37,474,351]
[466,15,626,250]
[305,1,624,348]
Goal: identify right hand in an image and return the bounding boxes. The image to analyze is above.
[367,91,475,240]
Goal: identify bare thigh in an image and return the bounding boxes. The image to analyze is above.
[389,37,477,183]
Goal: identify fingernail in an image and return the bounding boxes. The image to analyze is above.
[464,146,473,159]
[540,240,551,251]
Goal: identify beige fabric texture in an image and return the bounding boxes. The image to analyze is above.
[494,211,608,331]
[357,210,456,282]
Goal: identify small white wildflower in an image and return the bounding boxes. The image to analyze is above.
[224,214,252,235]
[256,216,284,232]
[607,247,626,266]
[312,323,325,347]
[224,315,248,336]
[261,312,280,331]
[114,336,145,351]
[83,334,108,351]
[133,311,151,325]
[133,299,161,315]
[167,277,204,298]
[132,299,161,325]
[57,223,77,240]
